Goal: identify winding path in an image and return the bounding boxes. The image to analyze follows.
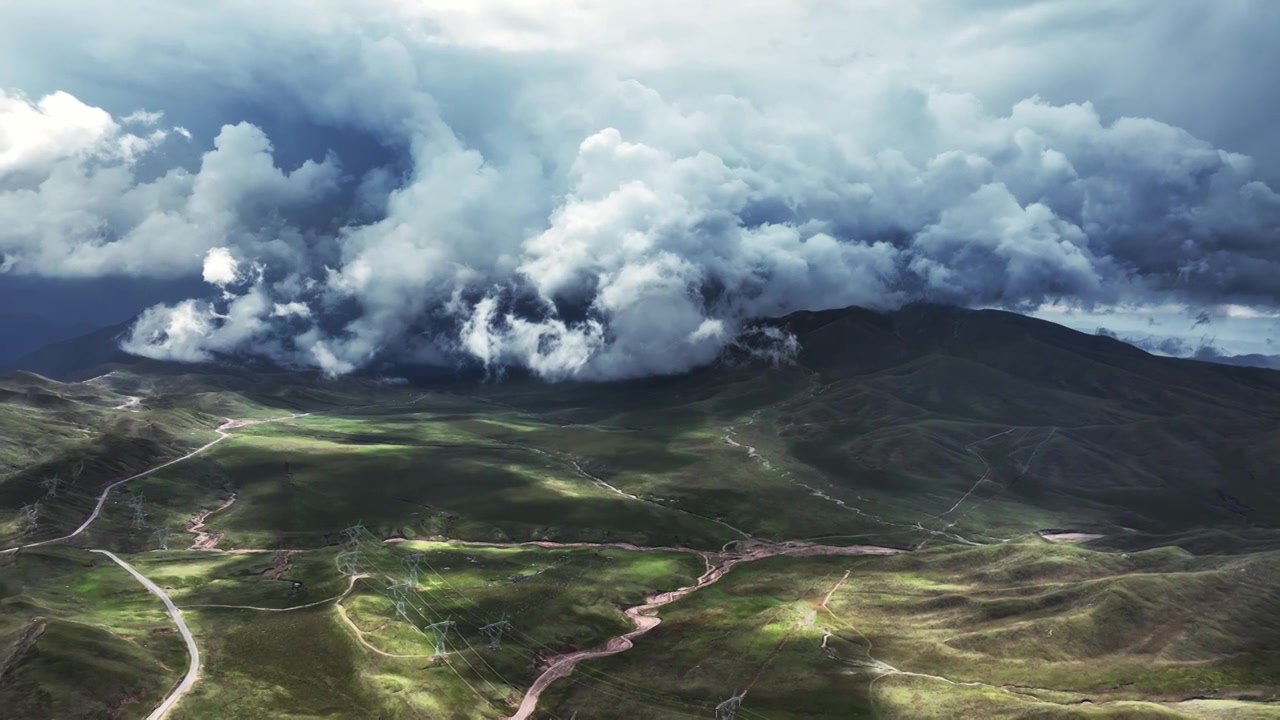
[113,396,142,411]
[334,585,444,660]
[507,540,902,720]
[4,391,1112,719]
[90,550,199,720]
[2,414,307,555]
[186,493,237,550]
[184,572,362,613]
[567,459,753,540]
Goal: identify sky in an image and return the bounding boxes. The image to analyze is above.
[1,0,1278,378]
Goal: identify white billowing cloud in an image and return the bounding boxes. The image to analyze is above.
[0,100,342,277]
[1,1,1279,378]
[0,90,127,178]
[202,247,239,286]
[122,109,164,126]
[122,283,288,364]
[272,301,311,318]
[121,299,217,363]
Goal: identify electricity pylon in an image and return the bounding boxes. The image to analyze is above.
[128,494,147,529]
[402,553,424,585]
[341,522,365,546]
[152,527,169,551]
[337,550,360,576]
[336,522,365,575]
[423,619,455,659]
[19,502,40,535]
[480,613,513,650]
[388,580,413,596]
[40,476,60,498]
[715,693,744,720]
[393,598,410,623]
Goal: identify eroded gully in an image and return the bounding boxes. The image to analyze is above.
[504,539,903,720]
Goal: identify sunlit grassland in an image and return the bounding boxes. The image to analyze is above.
[210,386,932,548]
[0,547,189,720]
[41,376,1067,557]
[183,414,742,550]
[154,542,703,719]
[127,550,350,609]
[547,541,1280,720]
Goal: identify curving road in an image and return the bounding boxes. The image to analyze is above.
[2,414,307,555]
[507,540,902,720]
[90,549,200,720]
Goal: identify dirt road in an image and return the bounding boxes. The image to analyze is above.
[91,549,200,720]
[1,414,306,555]
[507,540,902,719]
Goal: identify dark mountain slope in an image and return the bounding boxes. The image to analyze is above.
[0,322,135,381]
[6,303,1278,549]
[752,305,1280,546]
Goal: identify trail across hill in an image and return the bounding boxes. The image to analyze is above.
[1,414,307,555]
[506,540,903,720]
[90,550,199,720]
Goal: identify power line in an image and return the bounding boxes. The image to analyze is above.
[350,529,769,720]
[20,502,41,535]
[347,536,511,714]
[716,693,745,720]
[128,494,147,530]
[479,614,513,650]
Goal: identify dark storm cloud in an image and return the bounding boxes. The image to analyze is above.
[2,0,1279,379]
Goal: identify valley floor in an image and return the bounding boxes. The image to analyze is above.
[1,357,1279,719]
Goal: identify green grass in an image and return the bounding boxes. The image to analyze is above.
[6,305,1280,719]
[0,547,190,720]
[343,541,705,692]
[172,609,382,720]
[171,414,745,551]
[120,541,706,719]
[545,541,1280,719]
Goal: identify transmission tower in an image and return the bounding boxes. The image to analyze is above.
[337,550,360,576]
[336,522,365,575]
[19,502,40,535]
[152,527,169,551]
[128,494,147,529]
[423,619,455,659]
[392,597,411,623]
[479,613,513,650]
[402,553,424,585]
[341,521,365,546]
[40,476,60,498]
[715,693,744,720]
[387,581,414,622]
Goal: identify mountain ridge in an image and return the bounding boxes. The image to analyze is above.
[8,303,1280,386]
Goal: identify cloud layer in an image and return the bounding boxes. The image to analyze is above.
[2,0,1279,379]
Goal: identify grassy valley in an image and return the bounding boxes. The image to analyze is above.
[0,305,1278,719]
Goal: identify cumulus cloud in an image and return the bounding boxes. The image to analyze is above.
[122,109,164,127]
[0,99,342,278]
[0,90,139,180]
[201,247,239,286]
[3,0,1280,380]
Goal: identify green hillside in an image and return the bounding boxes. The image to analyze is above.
[0,305,1277,719]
